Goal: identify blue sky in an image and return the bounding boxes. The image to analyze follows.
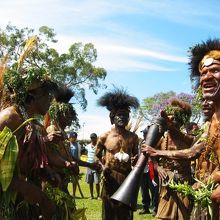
[1,0,220,138]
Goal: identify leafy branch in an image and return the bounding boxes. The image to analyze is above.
[169,178,218,219]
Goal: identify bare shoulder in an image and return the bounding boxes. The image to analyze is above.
[99,131,110,142]
[127,130,139,139]
[0,106,23,131]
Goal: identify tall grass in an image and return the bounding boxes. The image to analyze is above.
[69,167,157,220]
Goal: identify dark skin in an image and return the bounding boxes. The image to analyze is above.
[0,91,58,219]
[95,109,139,219]
[143,110,194,181]
[2,87,77,219]
[96,109,139,175]
[202,98,215,122]
[46,110,100,171]
[141,110,204,177]
[143,63,220,203]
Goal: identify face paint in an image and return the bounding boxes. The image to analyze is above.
[200,64,220,101]
[113,109,129,127]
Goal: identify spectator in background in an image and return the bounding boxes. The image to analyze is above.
[85,133,101,199]
[69,131,81,196]
[139,127,159,216]
[186,122,199,136]
[69,132,81,159]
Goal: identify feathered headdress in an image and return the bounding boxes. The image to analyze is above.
[97,88,139,111]
[54,86,74,103]
[97,88,139,123]
[189,38,220,90]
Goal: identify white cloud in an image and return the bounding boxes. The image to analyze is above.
[1,0,219,31]
[97,44,187,63]
[76,113,112,139]
[0,0,212,75]
[51,35,186,72]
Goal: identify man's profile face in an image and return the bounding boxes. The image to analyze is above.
[200,63,220,101]
[113,109,129,127]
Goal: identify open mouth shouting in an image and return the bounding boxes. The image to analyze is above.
[201,79,220,99]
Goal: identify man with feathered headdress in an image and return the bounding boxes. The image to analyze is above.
[189,38,220,219]
[142,39,220,219]
[96,88,139,220]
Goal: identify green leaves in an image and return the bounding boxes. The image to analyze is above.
[169,178,218,219]
[0,127,18,191]
[0,24,107,110]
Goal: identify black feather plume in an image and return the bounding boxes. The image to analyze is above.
[54,86,74,103]
[97,88,139,111]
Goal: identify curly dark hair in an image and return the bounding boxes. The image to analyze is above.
[189,38,220,90]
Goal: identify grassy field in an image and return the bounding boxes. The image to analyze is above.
[69,167,157,220]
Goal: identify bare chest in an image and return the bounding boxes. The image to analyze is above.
[104,133,134,154]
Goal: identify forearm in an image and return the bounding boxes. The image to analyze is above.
[73,157,92,168]
[47,149,68,168]
[157,141,204,160]
[169,126,194,146]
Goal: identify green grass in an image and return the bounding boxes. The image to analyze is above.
[68,167,157,220]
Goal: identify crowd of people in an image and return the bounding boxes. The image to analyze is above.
[1,36,220,220]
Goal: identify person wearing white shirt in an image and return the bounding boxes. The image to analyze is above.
[85,133,101,199]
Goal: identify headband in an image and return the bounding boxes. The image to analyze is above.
[199,50,220,72]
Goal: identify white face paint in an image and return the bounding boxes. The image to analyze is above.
[113,109,129,127]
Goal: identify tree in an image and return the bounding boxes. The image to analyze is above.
[140,91,202,123]
[0,24,107,110]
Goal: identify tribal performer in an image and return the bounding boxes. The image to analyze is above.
[44,97,93,219]
[142,39,220,219]
[44,93,100,193]
[0,40,78,219]
[96,88,139,220]
[147,99,194,220]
